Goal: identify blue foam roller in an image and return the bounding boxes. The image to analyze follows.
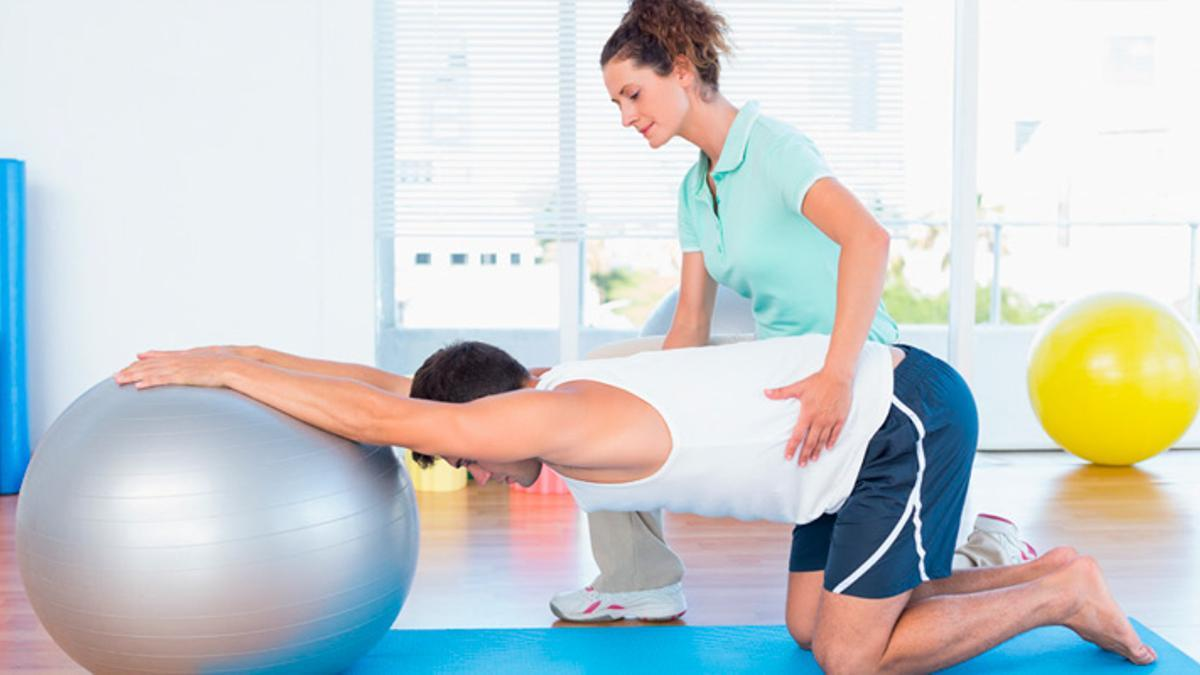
[1,158,29,495]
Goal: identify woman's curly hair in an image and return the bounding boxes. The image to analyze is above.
[601,0,733,100]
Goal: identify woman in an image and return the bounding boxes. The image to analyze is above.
[549,0,1033,626]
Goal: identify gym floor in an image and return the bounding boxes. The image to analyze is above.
[3,450,1198,671]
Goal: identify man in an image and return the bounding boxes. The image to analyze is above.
[116,334,1153,671]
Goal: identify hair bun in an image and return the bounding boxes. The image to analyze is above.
[603,0,731,94]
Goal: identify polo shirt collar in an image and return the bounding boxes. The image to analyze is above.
[701,100,762,182]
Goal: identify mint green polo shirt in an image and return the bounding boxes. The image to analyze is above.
[677,101,899,343]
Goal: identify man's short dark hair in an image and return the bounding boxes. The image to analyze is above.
[407,341,529,468]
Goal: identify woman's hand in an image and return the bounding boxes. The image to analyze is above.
[114,348,247,390]
[765,369,853,466]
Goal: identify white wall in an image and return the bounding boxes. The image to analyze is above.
[0,0,376,443]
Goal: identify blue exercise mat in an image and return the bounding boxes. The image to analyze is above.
[350,620,1198,674]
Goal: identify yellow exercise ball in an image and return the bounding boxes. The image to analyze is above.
[1027,292,1200,465]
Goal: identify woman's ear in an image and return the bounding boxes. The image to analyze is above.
[672,55,696,88]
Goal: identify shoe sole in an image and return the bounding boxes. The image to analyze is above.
[550,605,687,623]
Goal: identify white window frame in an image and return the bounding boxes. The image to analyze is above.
[948,0,979,379]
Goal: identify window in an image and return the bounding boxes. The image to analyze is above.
[974,0,1200,324]
[376,0,958,372]
[449,253,467,266]
[1105,36,1155,86]
[480,253,498,265]
[414,252,431,265]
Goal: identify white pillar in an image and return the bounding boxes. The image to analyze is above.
[949,0,980,380]
[556,0,581,362]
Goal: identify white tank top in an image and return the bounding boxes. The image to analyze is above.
[536,335,894,524]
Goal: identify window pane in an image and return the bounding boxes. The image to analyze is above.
[881,223,953,325]
[978,0,1200,223]
[583,238,682,331]
[976,0,1200,321]
[392,236,559,330]
[987,224,1191,323]
[380,236,563,373]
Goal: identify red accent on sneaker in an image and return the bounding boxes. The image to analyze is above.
[977,513,1016,526]
[607,604,625,610]
[583,600,602,615]
[584,586,594,592]
[1023,541,1038,559]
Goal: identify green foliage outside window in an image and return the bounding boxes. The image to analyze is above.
[882,258,1059,325]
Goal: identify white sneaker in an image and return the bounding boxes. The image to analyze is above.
[952,513,1038,569]
[549,582,687,623]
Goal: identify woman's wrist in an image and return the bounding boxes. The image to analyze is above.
[663,323,709,349]
[820,353,857,382]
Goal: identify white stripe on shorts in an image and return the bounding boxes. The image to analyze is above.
[832,395,930,594]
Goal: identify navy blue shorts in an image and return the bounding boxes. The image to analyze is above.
[788,344,978,599]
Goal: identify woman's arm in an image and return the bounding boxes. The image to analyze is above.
[765,177,890,465]
[662,251,719,350]
[801,177,890,380]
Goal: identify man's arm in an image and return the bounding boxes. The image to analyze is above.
[139,345,413,396]
[241,346,413,396]
[117,353,580,463]
[225,360,585,462]
[218,359,426,446]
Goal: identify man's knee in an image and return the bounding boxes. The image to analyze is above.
[786,615,813,650]
[785,571,824,650]
[1040,545,1079,567]
[813,638,879,675]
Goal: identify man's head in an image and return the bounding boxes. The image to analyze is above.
[407,341,542,487]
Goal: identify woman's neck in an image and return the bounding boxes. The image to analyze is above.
[679,94,740,170]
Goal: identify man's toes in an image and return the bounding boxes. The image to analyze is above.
[1134,643,1157,665]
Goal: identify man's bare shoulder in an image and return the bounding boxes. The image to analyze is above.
[533,378,672,478]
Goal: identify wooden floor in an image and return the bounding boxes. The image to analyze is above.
[3,450,1198,671]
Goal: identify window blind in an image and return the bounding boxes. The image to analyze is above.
[376,0,914,241]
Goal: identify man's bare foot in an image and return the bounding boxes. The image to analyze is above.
[1058,556,1156,665]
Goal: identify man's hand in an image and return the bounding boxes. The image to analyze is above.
[114,348,247,390]
[765,369,853,466]
[141,345,256,360]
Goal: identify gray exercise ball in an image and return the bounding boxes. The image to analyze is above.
[640,284,756,337]
[16,379,418,674]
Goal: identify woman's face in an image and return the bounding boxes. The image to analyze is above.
[602,57,691,149]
